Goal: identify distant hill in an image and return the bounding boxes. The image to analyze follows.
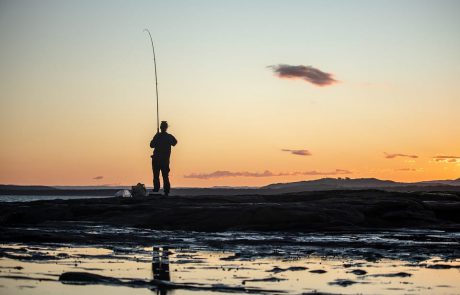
[1,177,459,197]
[263,177,399,190]
[416,178,460,186]
[261,177,460,193]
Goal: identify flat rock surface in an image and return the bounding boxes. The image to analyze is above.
[1,190,459,234]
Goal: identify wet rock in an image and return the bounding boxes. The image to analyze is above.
[370,272,412,277]
[350,269,367,275]
[220,253,241,261]
[267,267,284,273]
[59,272,122,284]
[174,259,205,264]
[268,266,308,273]
[424,264,460,269]
[363,252,383,262]
[328,279,357,287]
[286,266,308,271]
[2,190,460,233]
[309,269,327,274]
[243,277,287,284]
[58,271,284,294]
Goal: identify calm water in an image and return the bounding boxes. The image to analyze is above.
[1,239,459,295]
[0,195,113,202]
[1,195,459,294]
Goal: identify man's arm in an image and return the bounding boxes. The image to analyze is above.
[150,133,159,148]
[170,134,178,146]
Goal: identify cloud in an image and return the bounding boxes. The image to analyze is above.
[184,171,274,179]
[184,169,351,179]
[384,153,418,159]
[268,64,338,86]
[93,176,104,180]
[297,169,351,176]
[433,155,460,163]
[282,149,312,156]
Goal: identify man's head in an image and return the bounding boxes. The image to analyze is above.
[160,121,168,132]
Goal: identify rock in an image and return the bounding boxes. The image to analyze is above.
[115,190,132,198]
[329,279,357,287]
[242,277,287,283]
[350,269,367,275]
[59,272,122,284]
[309,269,327,274]
[267,266,307,273]
[424,264,459,269]
[370,272,412,277]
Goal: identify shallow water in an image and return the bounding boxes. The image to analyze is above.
[1,236,459,294]
[6,224,460,260]
[0,195,113,202]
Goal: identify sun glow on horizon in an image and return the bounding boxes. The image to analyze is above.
[0,0,459,187]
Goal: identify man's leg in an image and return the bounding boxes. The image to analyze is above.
[152,158,160,192]
[161,162,171,196]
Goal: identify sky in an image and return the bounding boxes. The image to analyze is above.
[0,0,459,187]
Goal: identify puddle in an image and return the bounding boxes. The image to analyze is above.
[1,237,460,294]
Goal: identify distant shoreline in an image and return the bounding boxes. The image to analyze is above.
[1,176,460,197]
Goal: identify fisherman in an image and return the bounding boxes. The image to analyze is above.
[150,121,177,196]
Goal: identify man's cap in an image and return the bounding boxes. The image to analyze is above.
[160,121,168,128]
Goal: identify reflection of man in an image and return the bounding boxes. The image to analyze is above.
[150,121,177,196]
[152,246,171,282]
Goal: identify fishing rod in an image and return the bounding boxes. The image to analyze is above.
[144,29,160,132]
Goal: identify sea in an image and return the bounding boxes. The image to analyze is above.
[0,195,114,202]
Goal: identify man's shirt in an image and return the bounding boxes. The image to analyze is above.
[150,132,177,160]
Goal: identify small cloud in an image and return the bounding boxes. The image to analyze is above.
[93,176,104,180]
[282,149,312,156]
[433,155,460,163]
[268,64,338,86]
[298,169,351,176]
[183,170,274,179]
[184,169,351,179]
[384,152,418,159]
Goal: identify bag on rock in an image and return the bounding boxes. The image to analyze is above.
[131,183,147,197]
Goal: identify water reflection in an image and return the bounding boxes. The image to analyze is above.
[152,246,171,294]
[1,243,459,295]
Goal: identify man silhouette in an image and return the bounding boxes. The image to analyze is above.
[150,121,177,196]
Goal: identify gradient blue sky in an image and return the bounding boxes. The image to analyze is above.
[1,0,459,186]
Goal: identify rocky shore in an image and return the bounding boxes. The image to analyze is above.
[1,190,459,236]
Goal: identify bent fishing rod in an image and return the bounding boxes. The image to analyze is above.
[144,29,160,132]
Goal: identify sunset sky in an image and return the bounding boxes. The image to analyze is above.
[1,0,459,187]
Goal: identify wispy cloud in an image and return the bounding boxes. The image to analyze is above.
[184,171,273,179]
[93,176,104,180]
[281,149,312,156]
[268,64,338,86]
[184,169,351,179]
[433,155,460,163]
[384,152,418,159]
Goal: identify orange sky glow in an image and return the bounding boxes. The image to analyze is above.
[0,1,459,187]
